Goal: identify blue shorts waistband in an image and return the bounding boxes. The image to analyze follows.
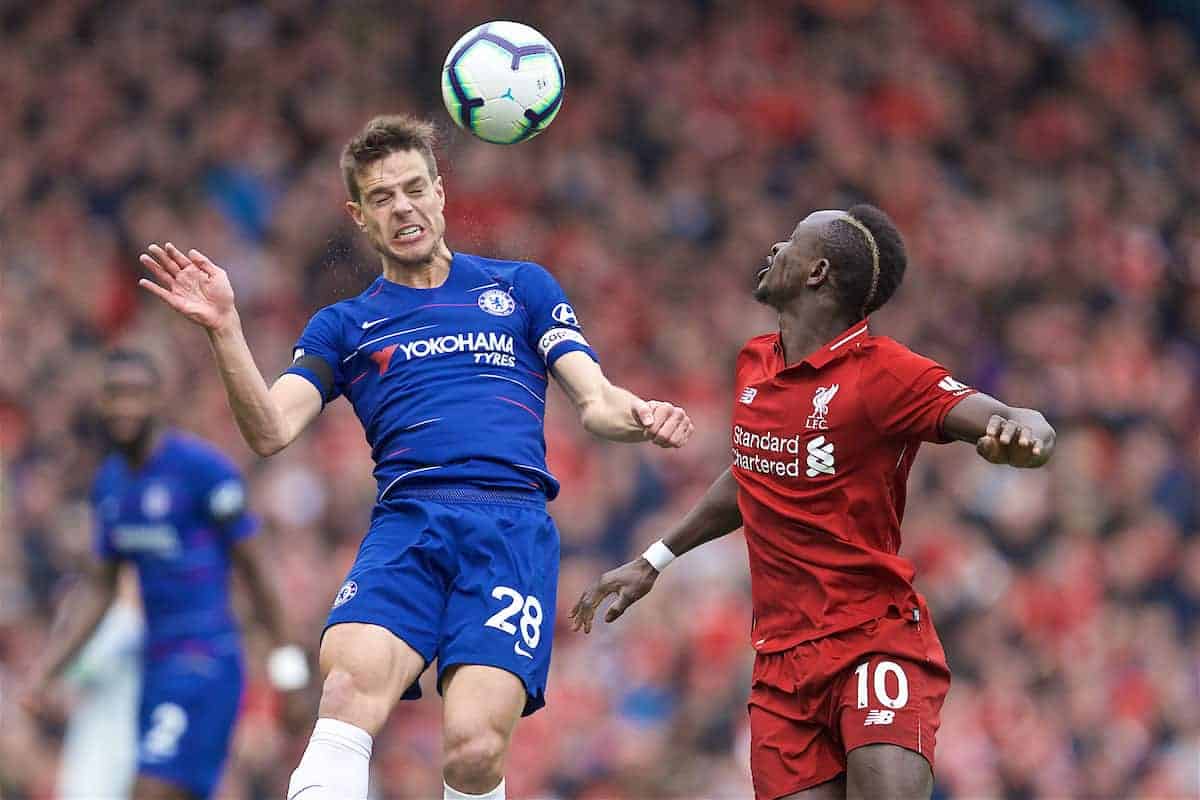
[381,487,546,508]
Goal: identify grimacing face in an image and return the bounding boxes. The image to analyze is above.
[753,210,845,307]
[99,363,161,449]
[348,149,447,268]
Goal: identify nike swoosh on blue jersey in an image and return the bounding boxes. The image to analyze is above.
[361,317,388,329]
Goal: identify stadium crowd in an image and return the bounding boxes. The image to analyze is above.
[2,0,1198,797]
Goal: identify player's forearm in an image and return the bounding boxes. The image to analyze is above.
[661,468,743,557]
[35,575,116,683]
[234,544,288,646]
[207,316,293,457]
[580,382,648,442]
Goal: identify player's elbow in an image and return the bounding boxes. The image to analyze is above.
[246,431,289,458]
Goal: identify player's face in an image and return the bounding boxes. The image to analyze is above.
[99,364,161,448]
[348,149,446,268]
[753,210,843,308]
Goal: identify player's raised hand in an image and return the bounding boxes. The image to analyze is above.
[570,557,660,634]
[138,243,237,331]
[976,414,1052,468]
[634,399,694,448]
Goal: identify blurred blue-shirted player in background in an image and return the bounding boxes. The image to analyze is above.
[23,349,308,800]
[137,114,694,800]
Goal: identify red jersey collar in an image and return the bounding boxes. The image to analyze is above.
[773,320,870,370]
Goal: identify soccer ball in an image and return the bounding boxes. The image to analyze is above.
[441,21,565,145]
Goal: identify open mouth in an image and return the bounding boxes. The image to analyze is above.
[393,224,424,243]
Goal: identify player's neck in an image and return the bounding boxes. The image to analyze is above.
[777,308,860,367]
[117,423,165,469]
[381,243,453,288]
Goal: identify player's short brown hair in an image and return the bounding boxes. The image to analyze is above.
[341,114,439,202]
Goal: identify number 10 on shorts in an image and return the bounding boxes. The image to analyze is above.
[485,586,543,659]
[854,660,909,710]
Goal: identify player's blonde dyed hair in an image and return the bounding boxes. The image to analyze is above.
[341,114,439,202]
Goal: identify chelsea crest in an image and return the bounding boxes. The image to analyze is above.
[478,289,516,316]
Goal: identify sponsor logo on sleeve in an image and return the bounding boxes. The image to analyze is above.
[293,348,305,363]
[537,327,589,361]
[332,581,358,609]
[938,376,971,395]
[551,302,579,327]
[208,480,246,521]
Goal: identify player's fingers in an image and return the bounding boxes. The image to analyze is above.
[632,399,654,428]
[605,591,634,623]
[669,418,694,447]
[139,253,175,287]
[998,420,1019,446]
[976,435,1002,463]
[188,248,220,276]
[1016,426,1032,450]
[145,244,179,276]
[650,414,683,447]
[164,242,194,271]
[986,414,1003,438]
[138,278,179,306]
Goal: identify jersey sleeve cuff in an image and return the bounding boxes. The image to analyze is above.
[283,364,335,405]
[545,341,599,368]
[224,513,259,542]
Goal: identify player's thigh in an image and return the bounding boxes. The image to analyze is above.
[779,775,847,800]
[438,502,559,716]
[846,743,932,800]
[318,622,427,729]
[132,774,197,800]
[441,664,526,747]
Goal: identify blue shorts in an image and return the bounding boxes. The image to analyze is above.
[137,648,243,798]
[325,490,560,716]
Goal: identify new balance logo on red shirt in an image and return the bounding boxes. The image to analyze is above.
[739,387,758,405]
[805,436,835,477]
[864,710,895,726]
[938,376,971,395]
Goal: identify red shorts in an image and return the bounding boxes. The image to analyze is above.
[748,603,951,800]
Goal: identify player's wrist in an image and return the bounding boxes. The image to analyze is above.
[267,644,310,691]
[206,309,243,339]
[640,539,677,572]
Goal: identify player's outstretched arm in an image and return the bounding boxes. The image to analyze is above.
[230,537,311,693]
[138,243,321,456]
[943,393,1055,468]
[551,351,693,447]
[571,467,742,633]
[21,561,119,715]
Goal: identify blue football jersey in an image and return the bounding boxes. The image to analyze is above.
[92,431,257,656]
[284,253,598,501]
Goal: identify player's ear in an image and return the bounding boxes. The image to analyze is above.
[807,258,831,288]
[345,201,365,229]
[433,175,445,210]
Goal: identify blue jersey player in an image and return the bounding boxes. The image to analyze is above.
[23,350,308,800]
[137,114,694,800]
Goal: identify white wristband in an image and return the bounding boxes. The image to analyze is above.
[267,644,311,691]
[641,540,677,572]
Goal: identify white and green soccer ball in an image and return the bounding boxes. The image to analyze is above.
[441,21,565,145]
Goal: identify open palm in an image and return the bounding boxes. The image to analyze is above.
[139,243,236,330]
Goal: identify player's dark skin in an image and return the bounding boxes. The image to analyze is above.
[572,210,1055,800]
[22,359,302,800]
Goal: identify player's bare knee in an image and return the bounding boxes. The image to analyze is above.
[442,727,508,791]
[317,668,387,734]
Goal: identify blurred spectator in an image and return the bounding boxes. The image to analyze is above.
[1,1,1197,797]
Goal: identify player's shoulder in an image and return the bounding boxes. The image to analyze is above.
[163,430,242,480]
[456,252,555,291]
[92,454,125,497]
[864,335,936,364]
[739,332,778,359]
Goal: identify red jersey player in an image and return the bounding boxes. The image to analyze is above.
[571,205,1054,800]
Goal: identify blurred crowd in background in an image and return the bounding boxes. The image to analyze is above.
[2,0,1199,797]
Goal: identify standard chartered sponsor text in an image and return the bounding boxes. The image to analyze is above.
[733,425,802,477]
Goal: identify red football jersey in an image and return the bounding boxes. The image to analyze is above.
[731,322,975,653]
